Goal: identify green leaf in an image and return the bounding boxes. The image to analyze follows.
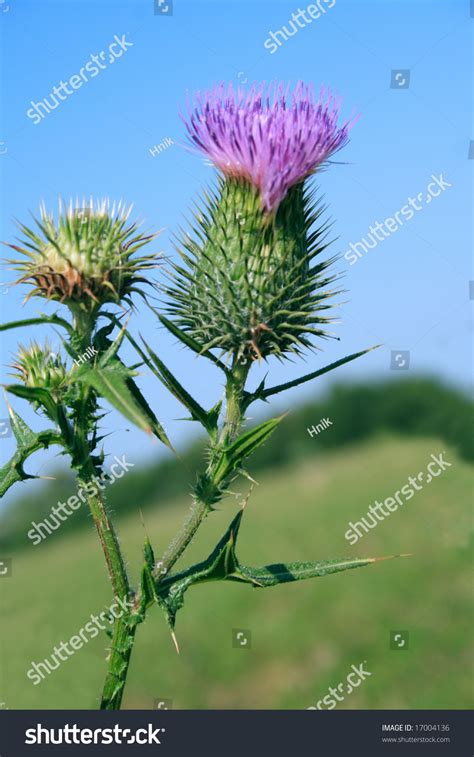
[141,337,219,434]
[238,556,389,587]
[103,316,222,436]
[8,403,40,447]
[158,314,229,374]
[0,404,62,497]
[242,375,268,409]
[153,506,406,629]
[0,314,73,335]
[97,321,129,366]
[193,507,244,583]
[125,373,172,449]
[5,384,58,419]
[83,319,172,448]
[256,345,381,402]
[207,400,223,432]
[74,360,172,447]
[4,385,73,448]
[136,536,160,619]
[154,509,246,627]
[92,321,118,353]
[212,415,284,485]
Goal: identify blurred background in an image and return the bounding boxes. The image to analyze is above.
[0,0,472,709]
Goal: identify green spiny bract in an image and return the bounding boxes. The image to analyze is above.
[6,199,159,312]
[166,178,340,362]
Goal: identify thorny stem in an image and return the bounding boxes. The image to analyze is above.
[156,358,250,580]
[71,310,130,599]
[70,309,134,710]
[99,615,137,710]
[77,460,133,710]
[77,460,130,601]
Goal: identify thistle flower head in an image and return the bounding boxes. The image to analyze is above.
[11,341,68,395]
[6,198,159,311]
[183,81,354,212]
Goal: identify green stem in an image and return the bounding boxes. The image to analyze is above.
[220,360,250,445]
[70,311,134,710]
[77,462,130,600]
[70,305,99,352]
[156,499,210,579]
[156,358,250,580]
[100,615,137,710]
[77,459,134,710]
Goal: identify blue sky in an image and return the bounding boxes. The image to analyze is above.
[0,0,472,490]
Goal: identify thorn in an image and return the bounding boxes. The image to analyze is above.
[241,485,254,510]
[369,553,412,563]
[240,470,259,486]
[3,391,12,412]
[171,630,180,655]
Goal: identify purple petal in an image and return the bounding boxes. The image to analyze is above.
[182,81,356,212]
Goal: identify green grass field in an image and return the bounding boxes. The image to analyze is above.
[1,435,472,710]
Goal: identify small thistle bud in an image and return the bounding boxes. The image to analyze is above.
[11,341,68,398]
[167,82,353,362]
[6,199,159,311]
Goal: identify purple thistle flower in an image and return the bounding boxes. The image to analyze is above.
[182,81,355,212]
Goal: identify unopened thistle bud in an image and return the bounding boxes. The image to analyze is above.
[11,341,68,398]
[167,82,355,362]
[6,199,159,312]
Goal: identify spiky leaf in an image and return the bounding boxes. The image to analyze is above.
[155,509,245,627]
[238,557,387,587]
[154,507,402,629]
[5,385,59,419]
[0,314,73,335]
[0,406,62,497]
[248,345,381,404]
[74,360,171,447]
[157,313,228,372]
[142,337,219,434]
[212,415,284,484]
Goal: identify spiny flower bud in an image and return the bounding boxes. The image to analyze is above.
[6,199,159,311]
[167,177,339,362]
[11,341,68,397]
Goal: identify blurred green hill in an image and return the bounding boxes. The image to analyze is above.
[0,375,472,551]
[1,433,472,709]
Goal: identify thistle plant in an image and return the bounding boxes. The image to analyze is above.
[1,82,400,710]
